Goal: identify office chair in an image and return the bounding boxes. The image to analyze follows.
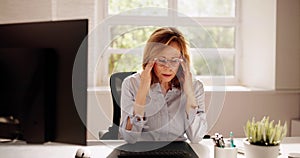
[100,71,136,140]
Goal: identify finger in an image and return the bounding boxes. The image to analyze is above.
[180,60,187,72]
[144,60,155,72]
[182,61,191,72]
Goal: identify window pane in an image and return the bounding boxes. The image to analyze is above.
[179,26,235,48]
[192,53,234,76]
[110,25,159,49]
[178,0,235,17]
[108,25,235,76]
[109,53,142,75]
[109,0,168,16]
[109,52,235,76]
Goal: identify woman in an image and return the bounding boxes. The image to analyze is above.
[119,27,207,143]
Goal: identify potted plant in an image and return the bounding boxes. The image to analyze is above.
[243,116,287,158]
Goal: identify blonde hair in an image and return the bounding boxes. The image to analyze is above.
[142,27,190,88]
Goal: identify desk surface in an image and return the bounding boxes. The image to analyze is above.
[0,137,299,158]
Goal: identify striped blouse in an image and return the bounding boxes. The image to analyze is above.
[119,73,207,143]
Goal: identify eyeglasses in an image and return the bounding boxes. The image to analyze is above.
[154,57,183,67]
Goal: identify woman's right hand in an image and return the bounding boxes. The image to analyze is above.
[133,59,156,116]
[140,59,155,90]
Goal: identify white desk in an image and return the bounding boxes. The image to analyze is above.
[0,137,299,158]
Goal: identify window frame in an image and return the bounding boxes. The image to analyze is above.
[96,0,240,86]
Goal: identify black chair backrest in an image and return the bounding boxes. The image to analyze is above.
[110,72,136,127]
[100,71,136,140]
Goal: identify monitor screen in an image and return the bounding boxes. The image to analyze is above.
[0,19,88,145]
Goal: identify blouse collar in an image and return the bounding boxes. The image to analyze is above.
[150,82,181,95]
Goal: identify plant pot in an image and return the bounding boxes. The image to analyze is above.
[243,139,279,158]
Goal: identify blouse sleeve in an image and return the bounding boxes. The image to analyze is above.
[185,80,208,143]
[118,76,147,143]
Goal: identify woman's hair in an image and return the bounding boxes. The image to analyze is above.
[142,27,190,89]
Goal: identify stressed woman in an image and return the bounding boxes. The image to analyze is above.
[119,27,207,143]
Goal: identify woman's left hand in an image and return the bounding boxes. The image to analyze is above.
[180,61,194,97]
[180,61,197,113]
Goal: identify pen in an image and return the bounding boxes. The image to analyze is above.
[215,137,220,147]
[230,131,236,147]
[212,134,220,147]
[219,135,225,148]
[212,133,226,148]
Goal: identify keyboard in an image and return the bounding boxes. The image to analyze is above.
[119,149,191,158]
[117,141,198,158]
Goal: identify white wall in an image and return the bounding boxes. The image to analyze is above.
[206,91,300,137]
[0,0,52,23]
[240,0,277,89]
[275,0,300,90]
[87,88,113,139]
[240,0,300,90]
[0,0,96,28]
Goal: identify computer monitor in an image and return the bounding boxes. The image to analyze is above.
[0,19,88,145]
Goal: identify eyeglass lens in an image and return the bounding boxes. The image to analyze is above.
[155,57,182,67]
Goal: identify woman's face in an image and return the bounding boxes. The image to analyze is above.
[153,42,182,84]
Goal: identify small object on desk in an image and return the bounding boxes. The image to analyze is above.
[237,147,245,155]
[211,133,226,148]
[212,132,237,158]
[75,148,91,158]
[203,134,211,139]
[288,153,300,158]
[229,131,236,147]
[214,146,237,158]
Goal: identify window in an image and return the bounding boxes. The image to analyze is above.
[95,0,239,86]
